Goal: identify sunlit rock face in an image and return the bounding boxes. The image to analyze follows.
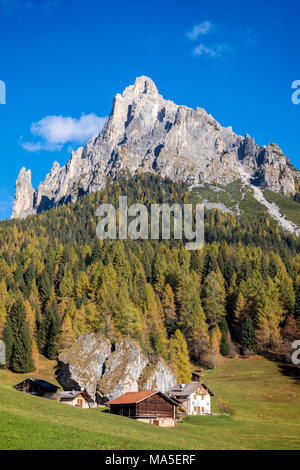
[56,333,176,405]
[56,333,112,401]
[11,168,35,219]
[12,76,299,219]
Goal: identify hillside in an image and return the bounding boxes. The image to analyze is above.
[1,173,300,378]
[0,356,299,450]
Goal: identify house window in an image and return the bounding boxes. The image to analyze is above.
[193,394,197,400]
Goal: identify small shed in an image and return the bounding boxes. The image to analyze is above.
[107,390,179,427]
[191,371,203,382]
[57,390,94,408]
[13,378,59,398]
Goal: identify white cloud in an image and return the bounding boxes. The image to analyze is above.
[187,21,212,40]
[193,43,230,58]
[21,113,106,152]
[21,141,44,152]
[187,21,256,60]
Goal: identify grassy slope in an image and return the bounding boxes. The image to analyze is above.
[0,356,299,450]
[192,181,270,221]
[263,189,300,227]
[193,181,300,229]
[192,181,243,213]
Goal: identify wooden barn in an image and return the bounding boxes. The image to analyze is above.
[13,378,59,399]
[107,390,179,427]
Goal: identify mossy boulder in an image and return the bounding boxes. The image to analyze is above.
[56,333,111,401]
[138,359,176,392]
[96,339,148,404]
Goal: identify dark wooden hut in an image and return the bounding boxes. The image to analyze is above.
[191,371,202,382]
[13,378,59,398]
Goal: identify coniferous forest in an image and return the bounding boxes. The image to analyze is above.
[1,173,300,376]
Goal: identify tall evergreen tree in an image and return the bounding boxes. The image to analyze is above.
[7,297,34,373]
[242,318,257,355]
[219,317,230,356]
[42,301,61,359]
[294,275,300,327]
[37,271,51,308]
[3,316,13,367]
[162,283,177,336]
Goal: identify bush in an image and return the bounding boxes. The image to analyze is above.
[201,352,222,369]
[217,398,237,417]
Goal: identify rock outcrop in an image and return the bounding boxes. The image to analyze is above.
[56,333,176,405]
[138,359,177,393]
[12,76,300,219]
[96,339,148,404]
[56,333,111,400]
[11,168,35,219]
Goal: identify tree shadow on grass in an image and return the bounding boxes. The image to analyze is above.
[276,363,300,386]
[263,353,300,386]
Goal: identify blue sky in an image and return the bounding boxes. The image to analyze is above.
[0,0,300,219]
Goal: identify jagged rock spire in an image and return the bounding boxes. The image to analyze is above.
[11,168,35,219]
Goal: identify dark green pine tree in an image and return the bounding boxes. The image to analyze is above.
[203,251,219,277]
[23,261,36,298]
[242,318,257,355]
[35,308,44,353]
[9,297,35,373]
[43,301,61,359]
[38,271,51,309]
[294,277,300,328]
[3,316,14,367]
[90,239,102,264]
[219,317,230,356]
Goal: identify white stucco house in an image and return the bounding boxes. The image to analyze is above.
[57,391,95,408]
[169,382,214,416]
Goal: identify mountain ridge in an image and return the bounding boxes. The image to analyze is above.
[11,76,300,232]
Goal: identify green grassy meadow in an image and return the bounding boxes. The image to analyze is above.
[0,356,299,450]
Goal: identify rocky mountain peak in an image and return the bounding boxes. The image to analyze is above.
[122,75,159,99]
[11,76,300,220]
[11,167,35,219]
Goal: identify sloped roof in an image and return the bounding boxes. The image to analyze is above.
[169,382,214,397]
[57,391,83,399]
[107,390,179,406]
[56,390,93,400]
[14,378,59,390]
